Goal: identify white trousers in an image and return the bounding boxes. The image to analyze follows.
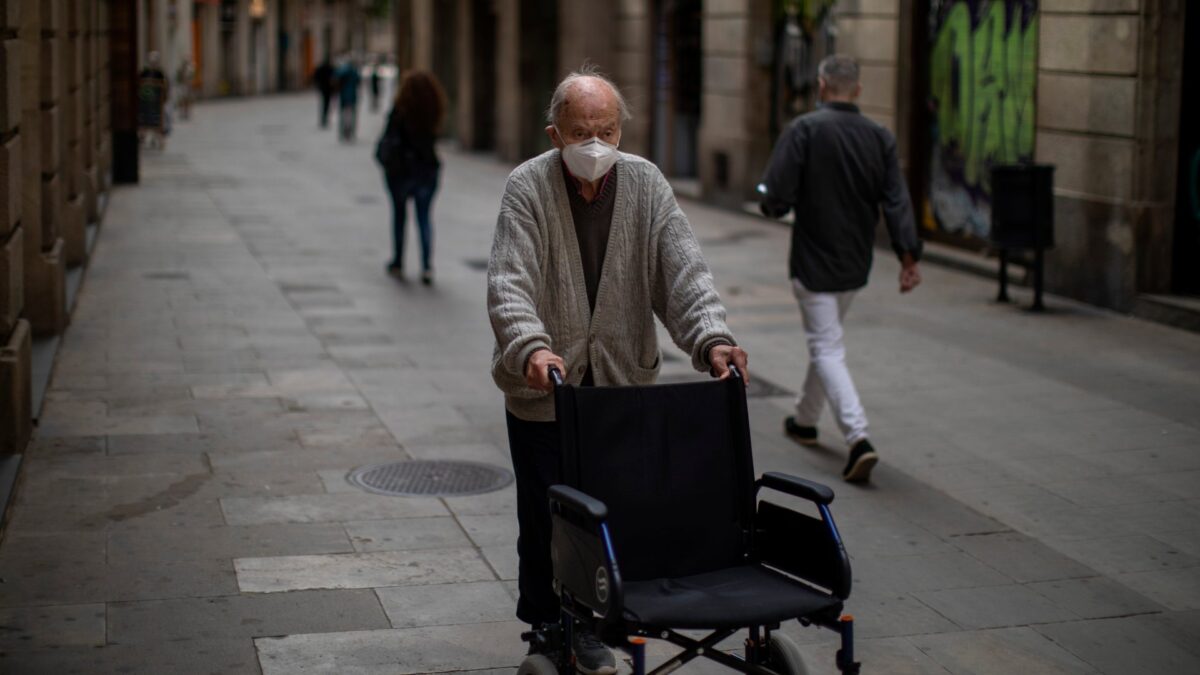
[792,278,869,445]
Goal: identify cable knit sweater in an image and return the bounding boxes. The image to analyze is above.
[487,149,736,422]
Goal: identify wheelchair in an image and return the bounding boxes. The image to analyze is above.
[517,365,859,675]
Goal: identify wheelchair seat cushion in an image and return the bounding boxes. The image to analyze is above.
[621,564,842,629]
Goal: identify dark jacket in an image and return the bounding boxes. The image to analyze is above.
[760,101,922,292]
[313,61,334,93]
[381,108,439,176]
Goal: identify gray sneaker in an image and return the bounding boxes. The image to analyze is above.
[572,628,617,675]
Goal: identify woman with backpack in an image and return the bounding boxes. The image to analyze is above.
[377,70,447,285]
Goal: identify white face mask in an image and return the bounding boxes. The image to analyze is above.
[557,131,619,182]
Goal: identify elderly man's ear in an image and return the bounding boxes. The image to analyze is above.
[545,126,564,150]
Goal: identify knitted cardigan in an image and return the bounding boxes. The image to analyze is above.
[487,149,735,421]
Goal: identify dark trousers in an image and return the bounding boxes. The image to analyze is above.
[506,410,562,626]
[385,170,438,272]
[338,101,358,141]
[319,91,332,127]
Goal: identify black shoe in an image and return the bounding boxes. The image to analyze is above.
[421,270,433,286]
[784,416,818,446]
[573,628,617,675]
[386,262,404,279]
[523,623,564,662]
[843,439,878,483]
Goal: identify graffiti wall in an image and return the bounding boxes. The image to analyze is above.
[926,0,1038,240]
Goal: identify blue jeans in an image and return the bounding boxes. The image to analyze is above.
[385,170,438,272]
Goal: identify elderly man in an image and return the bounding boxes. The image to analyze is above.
[487,65,748,673]
[759,55,923,484]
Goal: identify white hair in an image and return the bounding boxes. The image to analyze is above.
[818,54,860,95]
[545,63,631,126]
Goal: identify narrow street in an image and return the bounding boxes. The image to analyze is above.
[1,93,1198,674]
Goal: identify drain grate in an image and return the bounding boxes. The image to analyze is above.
[347,460,514,497]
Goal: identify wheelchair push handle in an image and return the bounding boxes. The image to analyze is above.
[548,365,565,387]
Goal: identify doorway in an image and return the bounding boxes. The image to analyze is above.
[469,0,498,150]
[651,0,701,178]
[433,2,458,139]
[518,0,559,159]
[278,0,290,91]
[1173,3,1200,296]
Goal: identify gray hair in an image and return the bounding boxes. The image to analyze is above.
[545,63,632,125]
[818,54,860,95]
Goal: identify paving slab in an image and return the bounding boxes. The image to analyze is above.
[912,584,1080,630]
[1034,615,1200,673]
[220,491,448,525]
[1026,576,1166,619]
[345,517,473,552]
[234,547,495,593]
[106,589,390,643]
[0,603,106,650]
[910,627,1100,674]
[376,581,515,628]
[0,638,261,674]
[254,621,528,674]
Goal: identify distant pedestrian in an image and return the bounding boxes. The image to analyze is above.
[175,58,194,121]
[335,56,361,140]
[314,57,335,128]
[758,54,923,484]
[376,70,446,285]
[137,51,169,150]
[369,58,383,113]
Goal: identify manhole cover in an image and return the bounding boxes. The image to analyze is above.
[347,460,513,497]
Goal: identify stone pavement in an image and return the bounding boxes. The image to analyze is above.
[0,93,1198,674]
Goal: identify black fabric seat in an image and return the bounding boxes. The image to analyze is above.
[622,564,842,629]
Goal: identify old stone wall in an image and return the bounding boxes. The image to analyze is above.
[1,0,114,455]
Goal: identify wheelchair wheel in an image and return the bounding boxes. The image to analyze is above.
[767,633,808,675]
[517,654,559,675]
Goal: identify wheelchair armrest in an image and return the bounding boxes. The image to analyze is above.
[549,485,608,522]
[758,471,835,505]
[547,485,624,623]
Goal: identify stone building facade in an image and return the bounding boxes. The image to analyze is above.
[395,0,1192,314]
[148,0,387,100]
[2,0,126,458]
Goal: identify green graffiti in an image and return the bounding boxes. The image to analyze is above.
[929,1,1038,237]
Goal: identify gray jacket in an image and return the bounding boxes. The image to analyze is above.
[487,150,735,421]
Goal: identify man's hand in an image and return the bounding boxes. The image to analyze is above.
[900,255,922,294]
[709,345,750,385]
[525,349,566,392]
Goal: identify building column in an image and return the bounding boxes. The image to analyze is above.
[613,0,650,158]
[97,0,112,185]
[19,0,67,340]
[697,0,773,206]
[60,0,86,266]
[1,0,34,454]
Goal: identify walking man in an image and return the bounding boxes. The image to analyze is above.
[759,54,923,484]
[335,56,362,141]
[313,56,335,128]
[487,65,748,673]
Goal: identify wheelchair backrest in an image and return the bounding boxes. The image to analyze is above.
[555,374,756,582]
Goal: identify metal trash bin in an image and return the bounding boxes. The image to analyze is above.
[990,164,1055,310]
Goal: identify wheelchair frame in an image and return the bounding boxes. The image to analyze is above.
[527,366,862,675]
